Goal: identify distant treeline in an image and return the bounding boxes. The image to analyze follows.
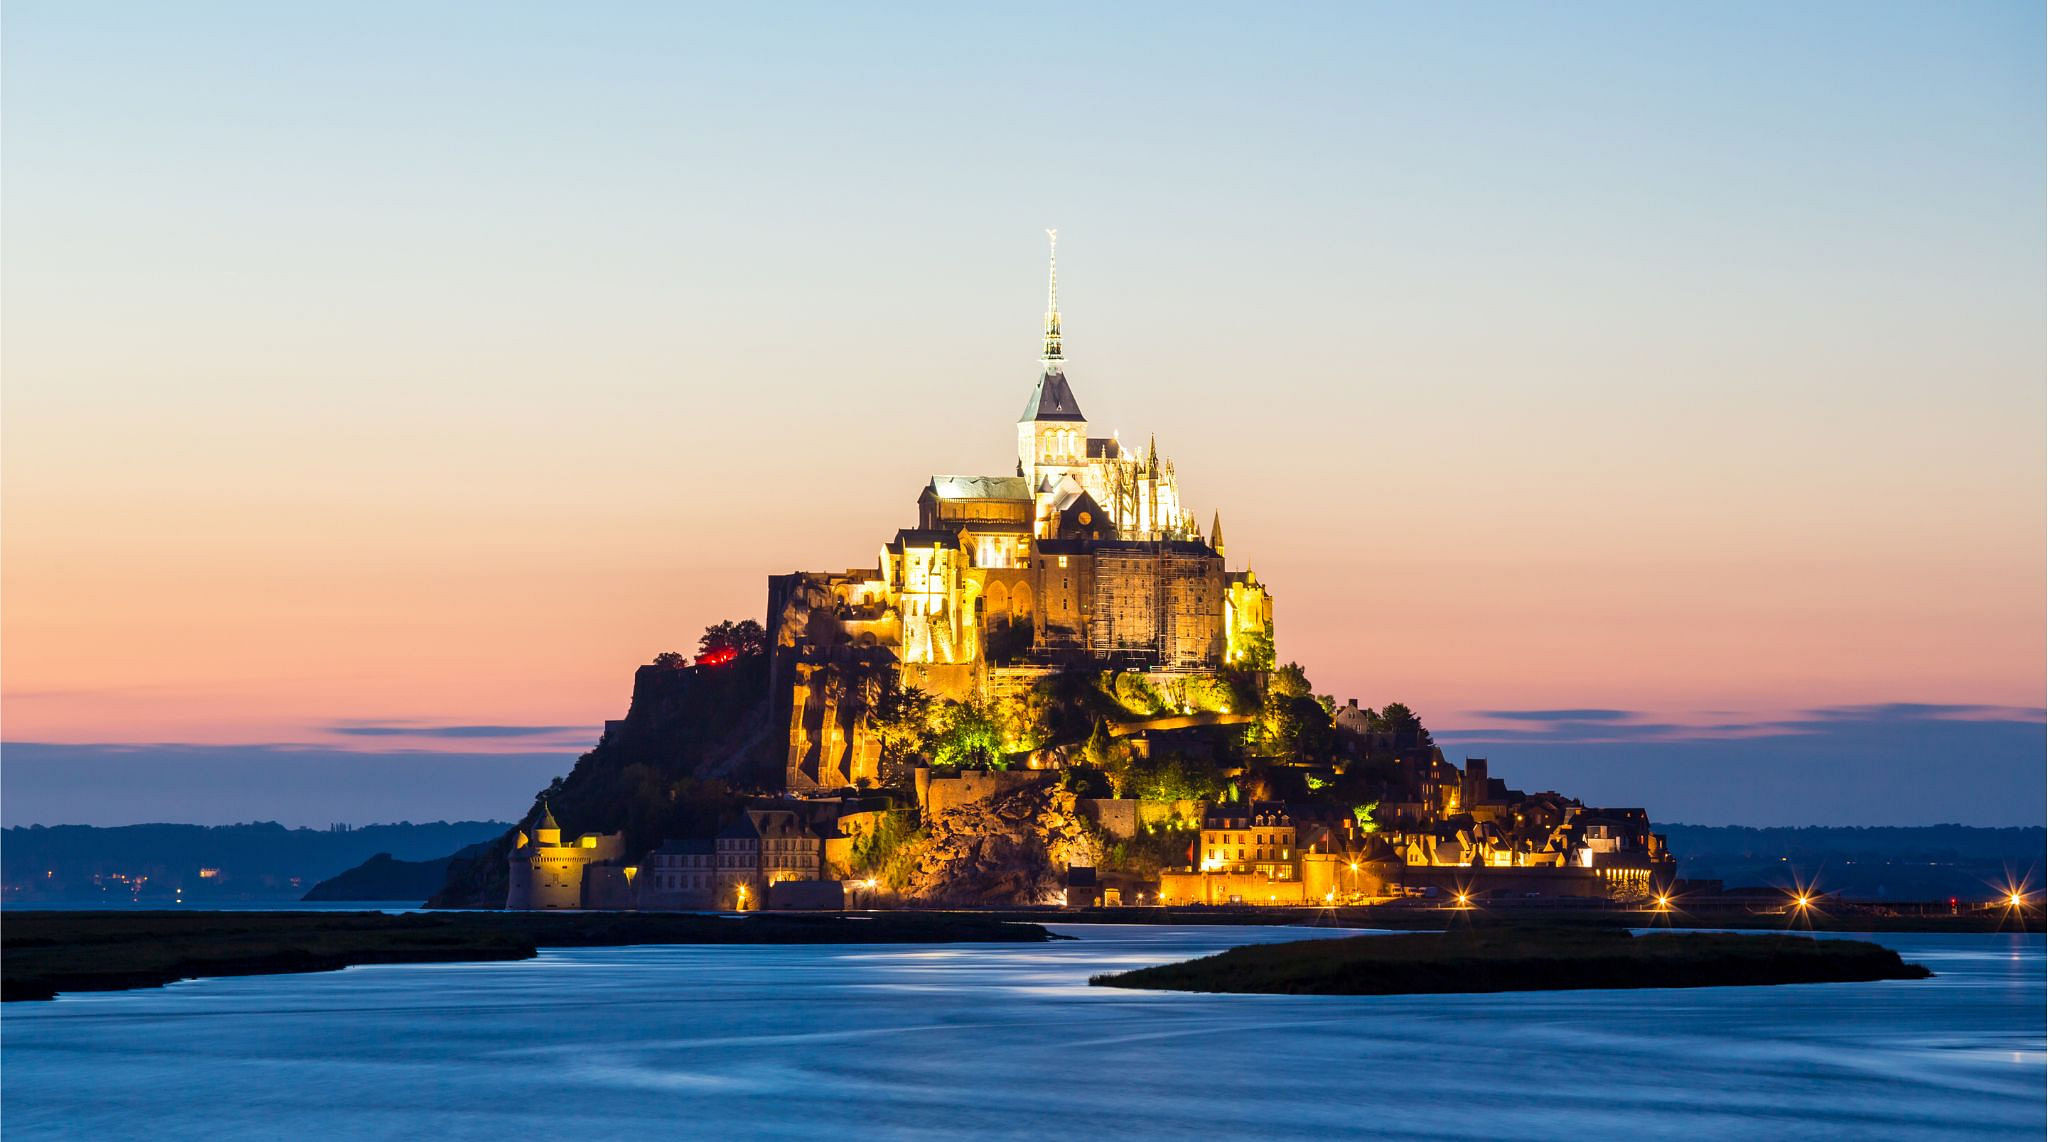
[1656,823,2044,901]
[3,821,512,903]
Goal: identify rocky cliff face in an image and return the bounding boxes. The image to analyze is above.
[428,653,773,908]
[899,778,1102,906]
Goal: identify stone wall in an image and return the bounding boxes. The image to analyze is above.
[766,879,846,910]
[1080,798,1139,840]
[1158,870,1308,906]
[1136,799,1206,830]
[1397,865,1612,899]
[923,769,1046,818]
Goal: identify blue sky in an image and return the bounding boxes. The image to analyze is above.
[4,2,2041,827]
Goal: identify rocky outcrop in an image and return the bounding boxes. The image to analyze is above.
[303,849,466,903]
[428,652,772,908]
[899,778,1102,906]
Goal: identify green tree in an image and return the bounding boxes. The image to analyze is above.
[1238,622,1276,671]
[868,684,933,782]
[1257,662,1335,761]
[1184,675,1237,713]
[1080,719,1136,794]
[929,700,1006,771]
[698,619,768,659]
[1379,702,1434,750]
[848,811,926,890]
[1113,672,1169,716]
[1352,802,1381,833]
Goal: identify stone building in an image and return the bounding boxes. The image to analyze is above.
[1159,802,1309,905]
[770,234,1275,790]
[505,802,627,909]
[638,838,718,909]
[714,809,823,909]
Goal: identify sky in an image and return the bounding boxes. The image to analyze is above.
[4,2,2042,827]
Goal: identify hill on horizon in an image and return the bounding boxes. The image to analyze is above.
[3,820,513,904]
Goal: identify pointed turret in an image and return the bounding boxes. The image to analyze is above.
[1019,230,1089,510]
[1020,229,1085,423]
[534,799,562,846]
[1210,510,1225,556]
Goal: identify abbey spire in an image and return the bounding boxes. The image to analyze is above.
[1042,227,1062,365]
[1021,229,1084,425]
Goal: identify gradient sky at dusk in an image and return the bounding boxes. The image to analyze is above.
[5,2,2042,826]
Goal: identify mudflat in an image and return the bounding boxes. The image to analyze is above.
[1089,926,1933,995]
[2,910,1052,1001]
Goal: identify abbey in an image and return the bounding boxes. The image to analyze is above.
[769,234,1274,790]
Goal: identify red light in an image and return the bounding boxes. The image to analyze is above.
[696,647,738,667]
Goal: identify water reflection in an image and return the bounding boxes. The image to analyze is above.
[3,926,2040,1140]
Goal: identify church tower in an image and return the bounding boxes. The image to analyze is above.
[1018,229,1088,511]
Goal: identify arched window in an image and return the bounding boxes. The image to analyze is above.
[1010,581,1034,619]
[984,581,1010,618]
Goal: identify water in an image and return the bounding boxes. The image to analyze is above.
[2,926,2040,1140]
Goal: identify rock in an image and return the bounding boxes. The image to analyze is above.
[898,777,1103,906]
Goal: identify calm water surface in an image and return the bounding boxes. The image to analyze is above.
[3,925,2040,1140]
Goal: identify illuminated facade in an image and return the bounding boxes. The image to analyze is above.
[714,809,823,909]
[1160,802,1308,906]
[505,801,627,909]
[771,234,1275,790]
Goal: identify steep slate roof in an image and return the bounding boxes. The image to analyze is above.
[715,816,762,840]
[1020,366,1086,422]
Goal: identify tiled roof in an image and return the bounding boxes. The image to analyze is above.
[1020,366,1086,422]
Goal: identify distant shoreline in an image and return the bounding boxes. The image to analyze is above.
[972,903,2041,934]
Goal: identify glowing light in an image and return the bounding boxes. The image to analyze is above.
[696,646,738,667]
[2008,893,2026,908]
[1793,893,1811,908]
